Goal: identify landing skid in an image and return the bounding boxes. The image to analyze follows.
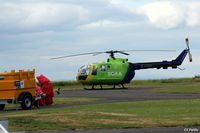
[121,84,127,89]
[84,84,128,90]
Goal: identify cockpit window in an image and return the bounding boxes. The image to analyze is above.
[91,65,98,75]
[78,65,90,75]
[100,65,106,72]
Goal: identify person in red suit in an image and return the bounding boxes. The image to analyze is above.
[37,75,54,105]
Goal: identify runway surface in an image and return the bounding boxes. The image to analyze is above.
[56,87,200,102]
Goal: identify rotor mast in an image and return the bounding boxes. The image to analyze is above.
[106,51,117,59]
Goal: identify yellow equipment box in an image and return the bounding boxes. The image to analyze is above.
[0,69,36,110]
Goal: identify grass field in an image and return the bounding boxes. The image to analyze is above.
[147,84,200,94]
[1,99,200,132]
[2,78,200,132]
[51,78,200,90]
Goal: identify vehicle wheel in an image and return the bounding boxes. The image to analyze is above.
[0,104,5,110]
[21,94,32,110]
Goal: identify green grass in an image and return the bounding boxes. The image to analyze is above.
[51,81,80,86]
[147,83,200,94]
[54,85,85,90]
[53,97,105,104]
[52,78,200,90]
[129,78,197,87]
[2,99,200,132]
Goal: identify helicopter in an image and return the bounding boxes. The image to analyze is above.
[51,38,192,89]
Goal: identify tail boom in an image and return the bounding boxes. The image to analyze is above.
[132,49,188,70]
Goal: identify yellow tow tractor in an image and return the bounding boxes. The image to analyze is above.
[0,69,36,110]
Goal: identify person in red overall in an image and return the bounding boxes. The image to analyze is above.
[37,75,54,105]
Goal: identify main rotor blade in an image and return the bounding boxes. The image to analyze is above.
[117,51,129,55]
[123,50,176,52]
[50,52,103,59]
[51,49,176,60]
[92,52,104,56]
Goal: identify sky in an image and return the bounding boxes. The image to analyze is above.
[0,0,200,81]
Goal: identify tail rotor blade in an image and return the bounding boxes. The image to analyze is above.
[185,38,192,62]
[186,38,190,49]
[189,53,192,62]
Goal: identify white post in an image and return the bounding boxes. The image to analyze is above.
[0,119,8,131]
[0,124,9,133]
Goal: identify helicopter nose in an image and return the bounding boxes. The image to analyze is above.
[77,75,88,80]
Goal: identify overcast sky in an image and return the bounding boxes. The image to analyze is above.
[0,0,200,81]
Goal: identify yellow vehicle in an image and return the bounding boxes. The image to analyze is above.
[0,69,36,110]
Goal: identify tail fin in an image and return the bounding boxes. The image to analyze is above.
[174,49,188,66]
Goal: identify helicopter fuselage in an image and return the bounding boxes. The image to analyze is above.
[51,38,191,89]
[76,58,135,85]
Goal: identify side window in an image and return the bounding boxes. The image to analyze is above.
[91,65,98,75]
[100,65,106,72]
[107,65,111,69]
[115,65,118,69]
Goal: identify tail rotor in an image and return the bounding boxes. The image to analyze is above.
[185,38,192,62]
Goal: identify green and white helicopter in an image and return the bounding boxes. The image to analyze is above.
[51,38,192,89]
